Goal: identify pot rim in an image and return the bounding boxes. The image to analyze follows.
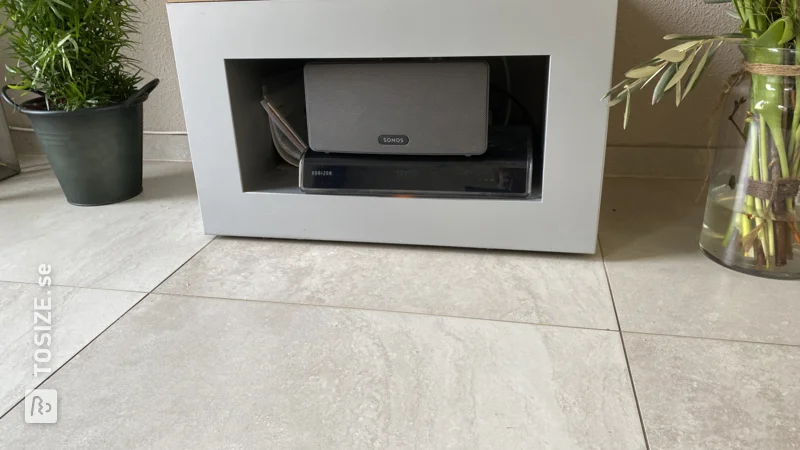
[15,97,146,116]
[1,79,159,116]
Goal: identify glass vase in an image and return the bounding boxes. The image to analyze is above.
[700,46,800,279]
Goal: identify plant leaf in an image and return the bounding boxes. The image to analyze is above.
[653,64,678,105]
[724,9,740,20]
[0,0,144,110]
[666,46,700,90]
[780,18,795,45]
[608,76,648,109]
[656,49,687,63]
[676,78,682,106]
[669,40,703,52]
[642,63,668,88]
[627,58,660,72]
[47,0,73,9]
[624,90,631,129]
[625,64,662,79]
[601,79,628,101]
[755,19,787,47]
[684,42,720,98]
[607,96,625,108]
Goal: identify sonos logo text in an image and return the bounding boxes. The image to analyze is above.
[312,170,333,176]
[378,135,409,145]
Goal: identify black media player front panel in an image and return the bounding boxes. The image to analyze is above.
[299,127,534,199]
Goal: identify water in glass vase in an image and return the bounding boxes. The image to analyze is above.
[701,183,800,279]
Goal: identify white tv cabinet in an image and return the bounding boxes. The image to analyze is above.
[166,0,618,253]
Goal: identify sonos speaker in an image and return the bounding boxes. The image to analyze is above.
[304,61,489,155]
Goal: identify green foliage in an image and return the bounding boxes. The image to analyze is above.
[0,0,143,111]
[605,0,800,128]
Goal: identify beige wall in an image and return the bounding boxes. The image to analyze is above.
[130,0,186,133]
[5,0,743,165]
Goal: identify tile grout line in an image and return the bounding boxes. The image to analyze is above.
[0,279,149,295]
[0,236,219,422]
[622,329,800,349]
[13,272,795,351]
[6,233,790,345]
[152,290,623,336]
[152,246,800,349]
[148,235,218,294]
[0,235,218,295]
[598,239,651,450]
[0,292,149,422]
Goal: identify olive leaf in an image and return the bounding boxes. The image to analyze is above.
[683,42,721,99]
[642,63,668,88]
[607,95,626,108]
[624,90,632,129]
[601,79,629,102]
[669,40,703,53]
[724,9,740,20]
[656,49,688,63]
[652,63,678,105]
[666,46,701,91]
[625,64,663,79]
[603,4,751,128]
[603,40,704,106]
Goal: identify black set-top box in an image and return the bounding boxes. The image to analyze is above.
[299,127,534,199]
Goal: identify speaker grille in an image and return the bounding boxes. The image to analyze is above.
[304,61,489,155]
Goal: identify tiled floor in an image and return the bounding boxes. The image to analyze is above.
[0,159,798,449]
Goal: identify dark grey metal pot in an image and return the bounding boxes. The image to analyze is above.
[1,80,159,206]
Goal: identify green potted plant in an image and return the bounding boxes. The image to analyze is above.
[0,0,158,205]
[606,0,800,279]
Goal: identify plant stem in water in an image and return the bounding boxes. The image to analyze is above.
[742,214,753,257]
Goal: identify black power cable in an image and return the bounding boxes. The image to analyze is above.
[489,84,542,140]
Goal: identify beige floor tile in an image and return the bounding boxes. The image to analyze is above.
[17,153,49,171]
[0,294,645,450]
[156,237,618,330]
[600,178,800,345]
[0,282,144,416]
[0,161,213,292]
[625,333,800,450]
